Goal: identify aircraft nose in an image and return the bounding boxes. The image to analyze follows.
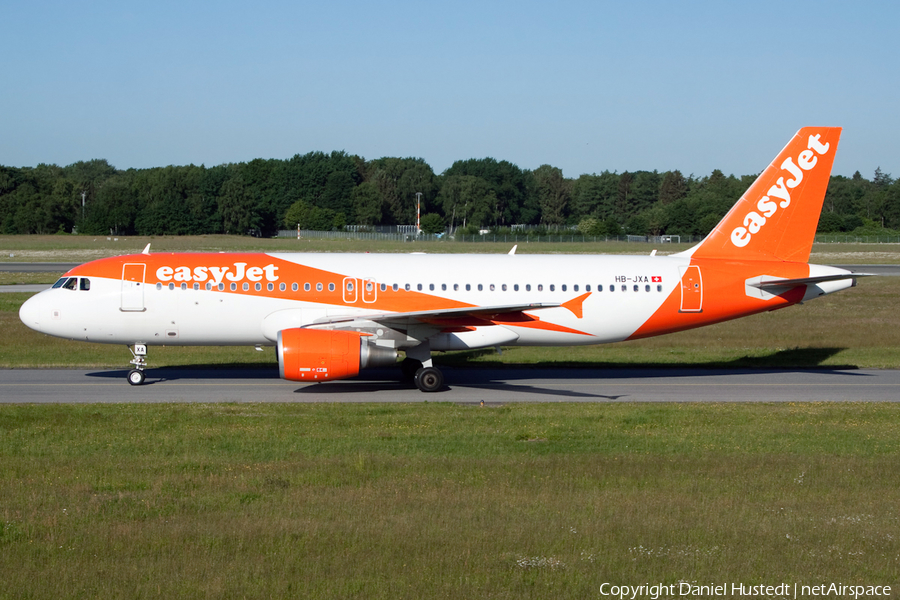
[19,293,46,332]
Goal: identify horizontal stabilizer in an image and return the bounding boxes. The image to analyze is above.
[754,272,873,289]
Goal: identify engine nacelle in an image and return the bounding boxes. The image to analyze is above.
[277,328,398,382]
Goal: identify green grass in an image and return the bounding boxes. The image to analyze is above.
[1,403,899,599]
[4,233,900,263]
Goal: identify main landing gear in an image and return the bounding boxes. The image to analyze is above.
[402,342,445,393]
[127,344,148,386]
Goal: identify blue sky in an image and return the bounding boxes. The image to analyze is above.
[2,0,897,179]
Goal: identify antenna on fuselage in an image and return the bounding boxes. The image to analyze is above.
[141,243,151,255]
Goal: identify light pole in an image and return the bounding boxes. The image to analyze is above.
[415,192,422,235]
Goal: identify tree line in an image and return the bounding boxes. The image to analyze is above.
[1,152,898,237]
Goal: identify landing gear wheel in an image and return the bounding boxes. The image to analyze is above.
[401,357,423,380]
[414,366,444,392]
[127,369,146,386]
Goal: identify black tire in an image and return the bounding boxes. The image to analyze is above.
[401,357,423,380]
[414,366,444,392]
[127,369,145,386]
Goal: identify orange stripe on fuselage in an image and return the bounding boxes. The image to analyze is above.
[67,253,594,337]
[627,259,808,340]
[68,253,474,314]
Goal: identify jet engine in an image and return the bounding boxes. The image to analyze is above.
[277,328,397,382]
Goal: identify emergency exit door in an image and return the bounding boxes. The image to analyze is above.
[679,265,703,313]
[121,263,146,312]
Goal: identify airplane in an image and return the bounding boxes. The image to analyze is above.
[19,127,865,392]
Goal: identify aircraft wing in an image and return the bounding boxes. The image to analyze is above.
[310,302,561,330]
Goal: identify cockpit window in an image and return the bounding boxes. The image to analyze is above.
[52,278,68,289]
[62,278,77,290]
[79,278,91,291]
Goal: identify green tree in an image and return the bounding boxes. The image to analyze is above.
[658,170,688,204]
[419,213,445,235]
[352,182,384,226]
[532,164,571,226]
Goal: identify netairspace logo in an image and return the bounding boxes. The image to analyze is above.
[598,581,891,599]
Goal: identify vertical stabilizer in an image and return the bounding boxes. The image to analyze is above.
[685,127,841,263]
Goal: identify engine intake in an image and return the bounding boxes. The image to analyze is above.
[277,328,397,382]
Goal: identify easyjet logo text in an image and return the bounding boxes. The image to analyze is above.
[730,134,831,248]
[156,262,279,285]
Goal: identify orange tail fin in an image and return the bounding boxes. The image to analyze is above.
[686,127,841,263]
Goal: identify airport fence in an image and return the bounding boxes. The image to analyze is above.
[277,230,900,245]
[277,230,704,244]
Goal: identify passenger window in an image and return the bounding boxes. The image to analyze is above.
[537,284,543,291]
[292,283,298,292]
[526,284,531,292]
[417,283,423,291]
[304,283,310,292]
[79,278,91,291]
[279,283,286,292]
[550,284,555,292]
[573,284,578,292]
[645,285,650,292]
[586,285,591,292]
[430,284,435,291]
[477,284,483,291]
[193,283,199,291]
[206,283,213,291]
[255,283,261,291]
[156,282,162,291]
[609,285,614,293]
[489,284,495,291]
[268,283,274,291]
[633,285,639,292]
[316,283,323,292]
[347,282,354,291]
[392,283,399,291]
[514,284,519,291]
[441,284,447,291]
[621,285,626,292]
[380,283,387,292]
[328,283,335,292]
[230,283,237,291]
[598,284,603,292]
[657,284,663,292]
[405,283,411,291]
[182,283,188,291]
[453,284,459,291]
[502,284,507,291]
[466,284,471,291]
[168,283,175,291]
[561,284,567,292]
[243,283,250,291]
[218,283,225,291]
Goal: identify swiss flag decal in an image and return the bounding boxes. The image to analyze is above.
[651,276,662,282]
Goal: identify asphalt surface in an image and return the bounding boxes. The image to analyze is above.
[1,367,898,403]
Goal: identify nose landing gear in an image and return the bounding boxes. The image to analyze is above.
[127,344,148,386]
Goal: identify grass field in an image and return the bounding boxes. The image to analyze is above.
[3,233,900,262]
[2,236,899,598]
[2,403,899,599]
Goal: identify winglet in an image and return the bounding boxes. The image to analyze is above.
[141,243,151,255]
[508,245,517,255]
[561,292,591,319]
[683,127,841,263]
